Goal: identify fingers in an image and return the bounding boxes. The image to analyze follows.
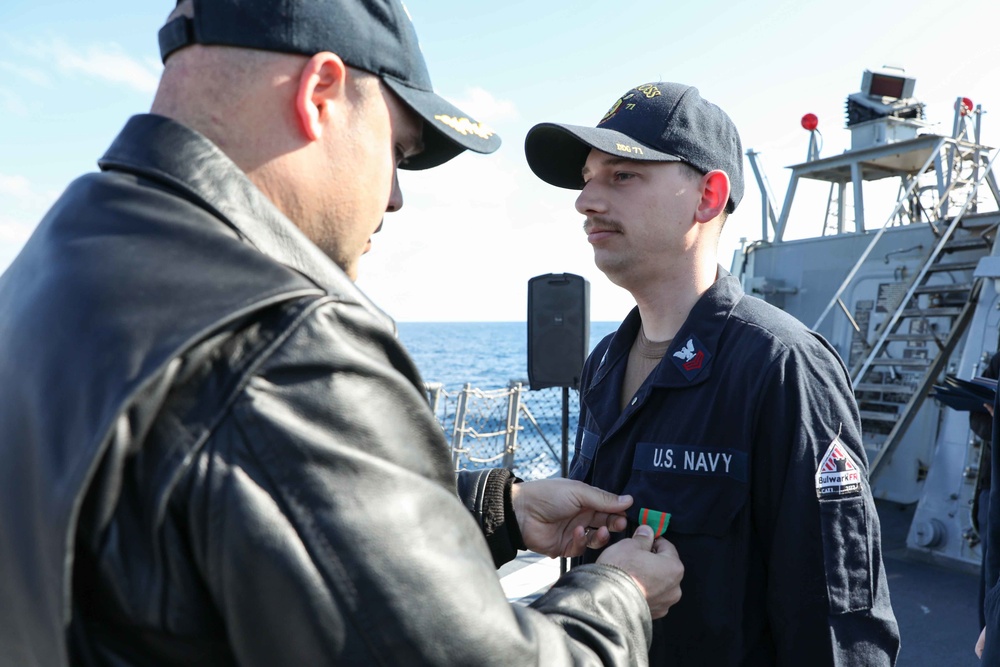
[563,525,590,558]
[596,531,683,620]
[651,537,678,558]
[516,478,632,558]
[584,511,629,534]
[585,526,612,550]
[609,514,628,532]
[562,525,613,557]
[572,483,632,514]
[977,627,986,658]
[593,512,628,533]
[631,524,654,551]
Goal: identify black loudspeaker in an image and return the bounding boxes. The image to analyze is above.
[528,273,590,389]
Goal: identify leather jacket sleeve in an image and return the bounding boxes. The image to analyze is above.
[78,295,653,666]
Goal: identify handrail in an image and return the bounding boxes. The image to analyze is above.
[851,147,1000,386]
[868,282,982,478]
[812,136,950,331]
[746,149,779,242]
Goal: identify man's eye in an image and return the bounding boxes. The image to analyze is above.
[614,172,635,182]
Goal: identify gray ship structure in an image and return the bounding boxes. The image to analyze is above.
[735,67,1000,571]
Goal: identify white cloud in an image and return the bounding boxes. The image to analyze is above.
[0,86,27,115]
[0,215,34,244]
[8,36,161,94]
[0,174,56,211]
[448,87,519,124]
[0,174,59,267]
[49,39,160,94]
[356,142,640,322]
[0,61,52,87]
[0,213,35,275]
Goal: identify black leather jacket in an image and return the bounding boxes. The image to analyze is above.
[0,115,652,666]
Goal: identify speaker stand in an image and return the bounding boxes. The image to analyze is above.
[560,386,569,576]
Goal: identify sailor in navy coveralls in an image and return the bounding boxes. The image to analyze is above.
[525,82,900,666]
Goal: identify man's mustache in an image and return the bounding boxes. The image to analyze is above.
[583,216,625,234]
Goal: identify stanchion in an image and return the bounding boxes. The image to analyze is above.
[560,386,569,575]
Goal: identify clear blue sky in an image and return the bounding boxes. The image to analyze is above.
[3,0,998,321]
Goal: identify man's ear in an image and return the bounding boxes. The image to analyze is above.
[294,52,349,142]
[695,170,730,223]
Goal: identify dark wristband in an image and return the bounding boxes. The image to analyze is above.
[481,468,526,566]
[503,473,526,551]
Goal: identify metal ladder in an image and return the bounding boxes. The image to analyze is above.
[851,152,1000,475]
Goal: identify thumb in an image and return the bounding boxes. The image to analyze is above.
[632,524,654,550]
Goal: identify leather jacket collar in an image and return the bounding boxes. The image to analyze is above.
[99,114,397,334]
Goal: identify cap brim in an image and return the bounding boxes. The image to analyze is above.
[524,123,683,189]
[382,77,502,171]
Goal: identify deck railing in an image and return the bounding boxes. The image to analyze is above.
[424,380,577,481]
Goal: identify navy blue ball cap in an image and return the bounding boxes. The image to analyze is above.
[524,82,744,211]
[158,0,501,170]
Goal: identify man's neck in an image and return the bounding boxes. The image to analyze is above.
[630,262,718,342]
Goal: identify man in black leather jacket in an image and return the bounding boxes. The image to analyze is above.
[0,1,684,665]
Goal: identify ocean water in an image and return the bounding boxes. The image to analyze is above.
[397,321,621,390]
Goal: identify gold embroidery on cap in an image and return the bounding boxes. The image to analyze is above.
[636,83,661,99]
[600,93,634,124]
[600,99,623,124]
[616,144,644,155]
[434,115,495,139]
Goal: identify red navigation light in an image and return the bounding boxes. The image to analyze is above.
[801,113,819,131]
[957,97,974,116]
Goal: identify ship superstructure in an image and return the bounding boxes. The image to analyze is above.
[737,67,1000,569]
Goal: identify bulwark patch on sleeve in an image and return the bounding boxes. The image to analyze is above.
[815,436,863,499]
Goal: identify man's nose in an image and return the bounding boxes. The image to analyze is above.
[575,181,606,216]
[386,169,403,213]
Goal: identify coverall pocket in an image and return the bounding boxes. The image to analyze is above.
[625,469,749,537]
[819,495,873,614]
[626,442,749,536]
[663,485,747,537]
[628,472,749,652]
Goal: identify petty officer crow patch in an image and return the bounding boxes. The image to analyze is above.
[670,334,710,381]
[815,436,862,499]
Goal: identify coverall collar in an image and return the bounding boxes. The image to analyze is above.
[592,266,744,392]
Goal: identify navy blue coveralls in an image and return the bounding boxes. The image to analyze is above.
[982,385,1000,664]
[570,271,900,666]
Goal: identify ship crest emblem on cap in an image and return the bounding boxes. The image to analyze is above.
[433,115,495,140]
[600,93,634,125]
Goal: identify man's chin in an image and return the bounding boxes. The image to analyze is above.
[594,255,629,288]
